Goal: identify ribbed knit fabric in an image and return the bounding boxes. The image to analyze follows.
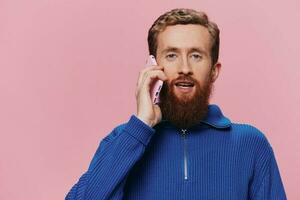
[66,104,287,200]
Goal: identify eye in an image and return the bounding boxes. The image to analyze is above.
[166,53,177,61]
[191,53,202,61]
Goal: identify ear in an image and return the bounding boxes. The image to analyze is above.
[210,62,221,83]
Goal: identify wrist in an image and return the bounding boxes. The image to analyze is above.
[136,115,154,128]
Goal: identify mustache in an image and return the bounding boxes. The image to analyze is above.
[169,75,197,85]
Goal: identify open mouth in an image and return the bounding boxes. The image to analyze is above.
[174,81,195,94]
[175,81,195,88]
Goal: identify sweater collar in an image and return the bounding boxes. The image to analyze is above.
[159,104,231,129]
[200,104,231,129]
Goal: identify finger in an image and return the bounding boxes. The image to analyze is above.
[137,65,164,88]
[136,70,167,97]
[144,64,164,71]
[140,70,168,91]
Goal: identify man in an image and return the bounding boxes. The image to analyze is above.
[66,8,286,199]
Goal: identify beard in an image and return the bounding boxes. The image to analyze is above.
[158,73,214,129]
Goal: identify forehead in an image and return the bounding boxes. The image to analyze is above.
[157,24,211,53]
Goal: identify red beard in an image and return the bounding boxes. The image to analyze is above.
[159,73,214,129]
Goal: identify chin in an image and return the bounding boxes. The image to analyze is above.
[174,87,196,100]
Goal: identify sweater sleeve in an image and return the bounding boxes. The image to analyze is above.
[249,135,287,200]
[65,115,155,200]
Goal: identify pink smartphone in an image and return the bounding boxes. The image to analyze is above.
[145,55,164,104]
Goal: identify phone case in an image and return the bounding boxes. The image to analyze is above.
[146,55,164,104]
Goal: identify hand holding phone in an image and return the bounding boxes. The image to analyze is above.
[136,55,167,127]
[145,55,164,104]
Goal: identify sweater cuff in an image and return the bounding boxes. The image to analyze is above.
[123,115,156,146]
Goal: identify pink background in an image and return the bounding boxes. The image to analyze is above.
[1,0,299,199]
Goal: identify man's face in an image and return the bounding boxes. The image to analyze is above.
[156,24,216,99]
[155,24,221,128]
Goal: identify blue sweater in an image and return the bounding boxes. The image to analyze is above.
[66,104,287,199]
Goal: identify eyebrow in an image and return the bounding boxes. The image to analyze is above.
[161,46,207,55]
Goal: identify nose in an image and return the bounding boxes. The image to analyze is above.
[178,56,193,75]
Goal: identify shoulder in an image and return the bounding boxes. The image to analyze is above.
[230,123,273,154]
[231,123,268,141]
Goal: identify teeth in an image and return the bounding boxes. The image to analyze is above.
[177,85,193,88]
[176,82,194,87]
[176,83,193,87]
[179,85,190,88]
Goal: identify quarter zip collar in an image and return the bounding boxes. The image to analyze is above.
[200,104,231,129]
[158,104,231,129]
